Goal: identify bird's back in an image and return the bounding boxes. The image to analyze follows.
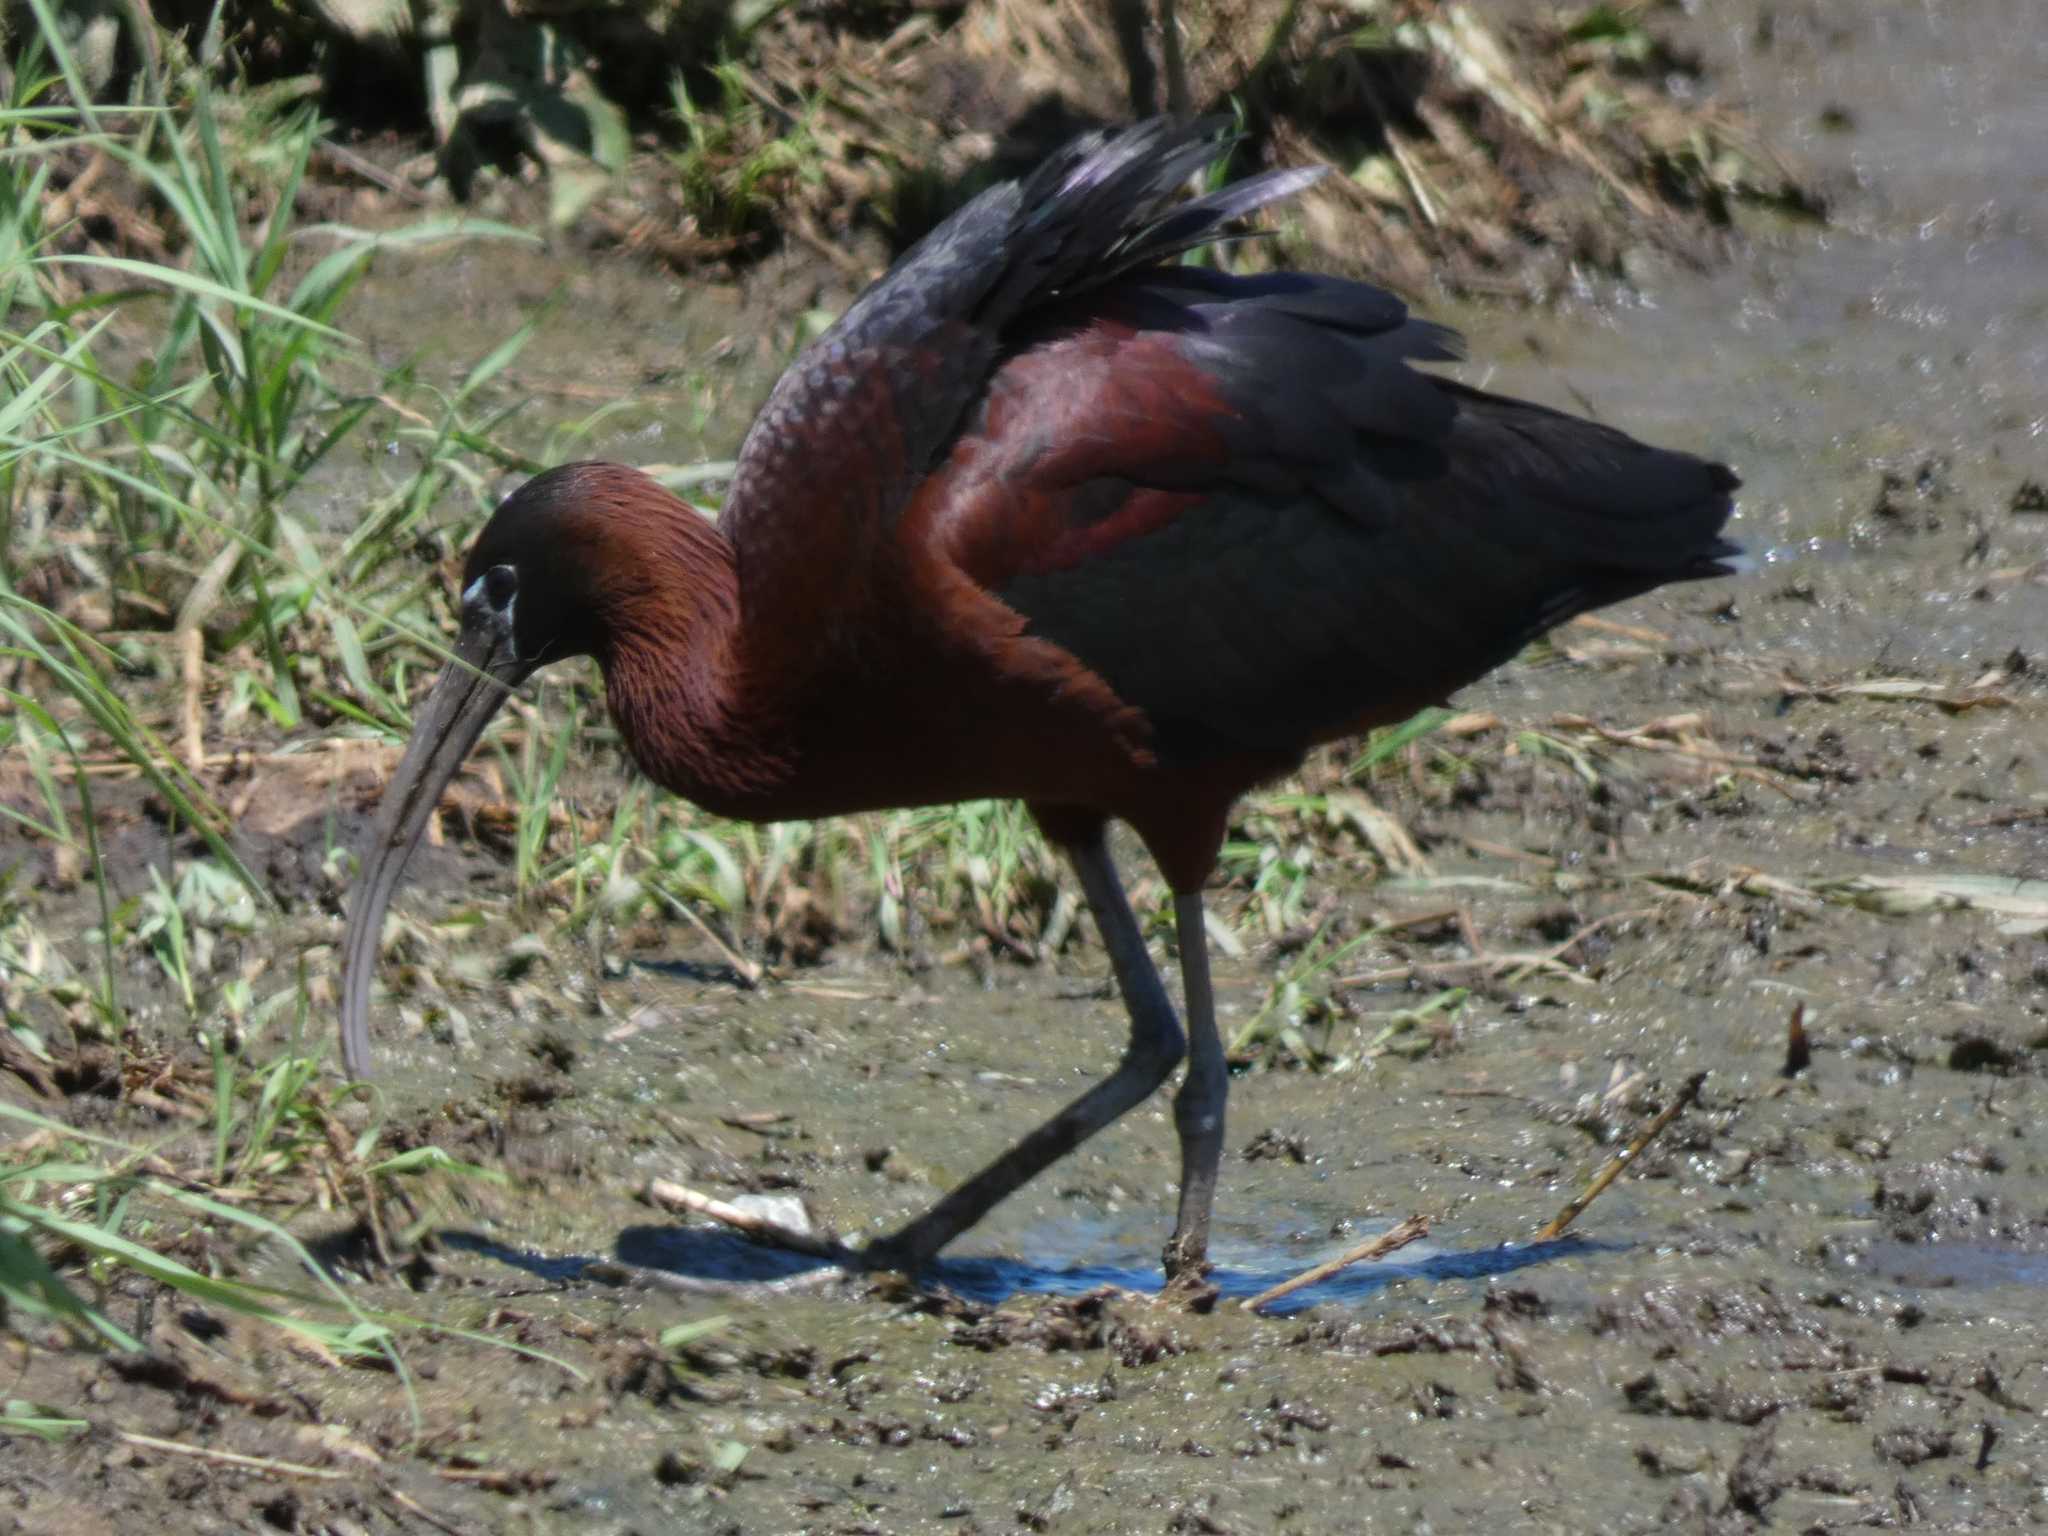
[916,261,1740,766]
[713,120,1323,642]
[702,118,1739,847]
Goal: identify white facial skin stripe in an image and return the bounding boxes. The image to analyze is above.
[463,571,518,657]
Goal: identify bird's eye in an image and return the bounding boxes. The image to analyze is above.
[483,564,517,611]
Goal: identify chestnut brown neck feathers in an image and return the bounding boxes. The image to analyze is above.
[490,463,798,814]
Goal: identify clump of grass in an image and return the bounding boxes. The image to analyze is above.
[0,1085,576,1411]
[4,26,532,730]
[0,8,560,1402]
[1,1098,405,1361]
[665,60,822,254]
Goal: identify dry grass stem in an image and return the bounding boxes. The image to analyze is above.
[114,1429,354,1480]
[1340,906,1660,991]
[1241,1212,1430,1313]
[644,1177,852,1262]
[651,890,764,987]
[379,1486,475,1536]
[177,627,204,772]
[1534,1071,1707,1241]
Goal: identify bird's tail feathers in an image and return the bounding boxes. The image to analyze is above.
[1695,536,1752,577]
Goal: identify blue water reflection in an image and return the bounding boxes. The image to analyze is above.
[440,1217,1608,1315]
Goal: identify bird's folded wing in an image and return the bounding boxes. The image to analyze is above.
[912,272,1738,761]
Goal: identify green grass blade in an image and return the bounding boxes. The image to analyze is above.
[32,257,353,340]
[0,1209,143,1350]
[0,597,271,905]
[1348,706,1454,777]
[18,0,103,135]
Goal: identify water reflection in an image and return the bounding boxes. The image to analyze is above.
[440,1219,1609,1315]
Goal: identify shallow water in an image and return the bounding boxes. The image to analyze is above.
[452,1216,1602,1314]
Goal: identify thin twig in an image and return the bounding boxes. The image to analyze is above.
[1462,837,1557,866]
[313,138,430,204]
[1565,612,1671,644]
[644,1177,853,1263]
[1380,906,1462,932]
[718,1110,792,1136]
[177,626,203,772]
[114,1429,351,1480]
[788,206,871,280]
[1502,907,1659,983]
[381,1485,476,1536]
[1338,906,1658,991]
[1356,72,1439,227]
[1547,713,1812,800]
[1454,905,1487,959]
[651,888,763,987]
[1241,1213,1430,1313]
[1533,1071,1707,1240]
[1340,957,1587,989]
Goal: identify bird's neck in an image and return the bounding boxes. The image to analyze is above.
[598,511,797,815]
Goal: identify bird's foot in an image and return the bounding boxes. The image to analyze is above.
[858,1228,938,1278]
[1161,1236,1219,1312]
[1161,1264,1220,1312]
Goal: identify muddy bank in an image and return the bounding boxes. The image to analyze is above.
[11,1,2048,1533]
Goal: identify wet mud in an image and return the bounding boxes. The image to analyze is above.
[10,2,2048,1532]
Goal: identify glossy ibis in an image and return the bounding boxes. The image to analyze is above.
[341,117,1741,1283]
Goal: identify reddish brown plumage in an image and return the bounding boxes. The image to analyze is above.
[341,118,1742,1278]
[557,312,1382,890]
[531,459,1286,892]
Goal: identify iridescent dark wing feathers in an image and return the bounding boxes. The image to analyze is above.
[965,267,1739,759]
[722,116,1738,760]
[721,118,1308,544]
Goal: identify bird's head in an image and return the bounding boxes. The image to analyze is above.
[338,462,692,1079]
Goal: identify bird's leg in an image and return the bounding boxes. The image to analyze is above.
[1110,0,1189,119]
[1159,0,1191,118]
[863,834,1185,1273]
[1162,891,1224,1284]
[1109,0,1161,119]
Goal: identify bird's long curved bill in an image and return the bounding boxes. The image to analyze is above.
[339,622,527,1080]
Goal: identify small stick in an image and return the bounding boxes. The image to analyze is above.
[652,888,763,987]
[781,982,883,1001]
[1463,836,1556,866]
[644,1178,853,1263]
[115,1429,350,1480]
[313,137,430,204]
[1338,906,1660,991]
[1339,957,1593,989]
[718,1111,793,1137]
[1782,1002,1811,1077]
[1378,906,1462,932]
[177,627,204,773]
[1534,1071,1707,1241]
[1566,613,1671,644]
[1241,1213,1430,1314]
[1454,905,1488,960]
[381,1486,475,1536]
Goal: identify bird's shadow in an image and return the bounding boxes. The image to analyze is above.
[437,1222,1610,1316]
